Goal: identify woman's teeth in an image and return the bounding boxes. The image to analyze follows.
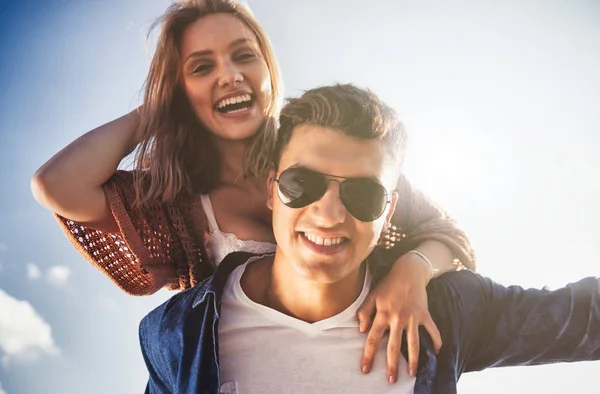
[303,233,345,246]
[224,107,249,114]
[216,93,252,109]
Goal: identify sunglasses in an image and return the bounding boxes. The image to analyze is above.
[274,167,391,222]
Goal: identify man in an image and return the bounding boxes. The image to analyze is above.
[140,84,600,394]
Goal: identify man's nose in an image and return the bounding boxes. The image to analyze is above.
[308,182,347,227]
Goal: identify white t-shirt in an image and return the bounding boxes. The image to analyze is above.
[218,257,416,394]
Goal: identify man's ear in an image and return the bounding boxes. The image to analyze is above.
[266,170,276,210]
[384,191,398,224]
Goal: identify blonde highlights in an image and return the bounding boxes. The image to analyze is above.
[133,0,282,206]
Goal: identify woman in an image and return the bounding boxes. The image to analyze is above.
[31,0,474,383]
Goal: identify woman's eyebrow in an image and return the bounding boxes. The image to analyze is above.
[229,37,256,49]
[184,38,256,63]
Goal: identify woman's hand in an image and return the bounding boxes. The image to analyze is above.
[357,251,443,383]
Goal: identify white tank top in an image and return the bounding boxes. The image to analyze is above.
[200,194,276,266]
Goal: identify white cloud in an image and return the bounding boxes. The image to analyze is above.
[26,264,41,280]
[46,266,71,287]
[0,289,59,363]
[0,380,5,394]
[25,264,72,287]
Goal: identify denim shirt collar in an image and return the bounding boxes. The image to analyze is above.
[191,252,273,312]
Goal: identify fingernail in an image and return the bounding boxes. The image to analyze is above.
[388,375,396,384]
[409,369,415,377]
[362,365,369,374]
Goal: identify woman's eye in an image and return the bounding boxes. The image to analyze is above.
[236,52,257,62]
[192,63,213,74]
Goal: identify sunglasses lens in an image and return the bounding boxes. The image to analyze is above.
[340,179,388,222]
[277,168,326,208]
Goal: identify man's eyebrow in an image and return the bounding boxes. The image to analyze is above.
[184,38,256,63]
[284,163,381,182]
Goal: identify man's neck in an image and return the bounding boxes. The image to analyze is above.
[241,253,366,323]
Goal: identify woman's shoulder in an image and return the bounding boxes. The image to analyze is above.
[105,169,205,208]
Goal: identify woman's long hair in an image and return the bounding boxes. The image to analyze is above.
[133,0,282,207]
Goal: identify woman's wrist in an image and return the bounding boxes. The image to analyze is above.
[391,251,435,286]
[407,250,435,280]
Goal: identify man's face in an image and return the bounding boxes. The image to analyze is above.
[267,125,398,283]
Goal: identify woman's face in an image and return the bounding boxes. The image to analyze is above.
[179,13,272,141]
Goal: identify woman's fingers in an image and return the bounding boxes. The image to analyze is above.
[423,315,443,353]
[386,321,403,383]
[356,294,376,333]
[361,312,389,374]
[405,321,420,377]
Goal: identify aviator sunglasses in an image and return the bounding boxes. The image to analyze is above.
[274,167,391,222]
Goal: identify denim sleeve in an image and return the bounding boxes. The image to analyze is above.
[139,310,174,394]
[427,271,600,374]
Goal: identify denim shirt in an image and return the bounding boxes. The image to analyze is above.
[140,252,600,394]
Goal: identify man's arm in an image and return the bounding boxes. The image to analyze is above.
[428,271,600,374]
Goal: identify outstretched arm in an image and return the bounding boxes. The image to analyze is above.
[429,270,600,375]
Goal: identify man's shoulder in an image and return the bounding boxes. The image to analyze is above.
[427,269,488,294]
[139,251,264,342]
[425,270,493,320]
[140,281,211,341]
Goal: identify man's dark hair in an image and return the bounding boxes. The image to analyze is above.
[274,83,407,172]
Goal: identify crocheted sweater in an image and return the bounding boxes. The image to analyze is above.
[54,171,475,295]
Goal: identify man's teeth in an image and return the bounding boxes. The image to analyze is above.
[304,233,344,246]
[216,93,252,108]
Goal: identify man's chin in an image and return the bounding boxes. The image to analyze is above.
[292,259,354,284]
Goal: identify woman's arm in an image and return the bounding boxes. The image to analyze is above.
[412,239,457,278]
[33,109,211,295]
[31,109,140,233]
[382,174,475,270]
[359,176,474,383]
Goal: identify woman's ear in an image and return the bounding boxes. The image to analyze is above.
[266,170,276,210]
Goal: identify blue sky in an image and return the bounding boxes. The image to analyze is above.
[0,0,599,393]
